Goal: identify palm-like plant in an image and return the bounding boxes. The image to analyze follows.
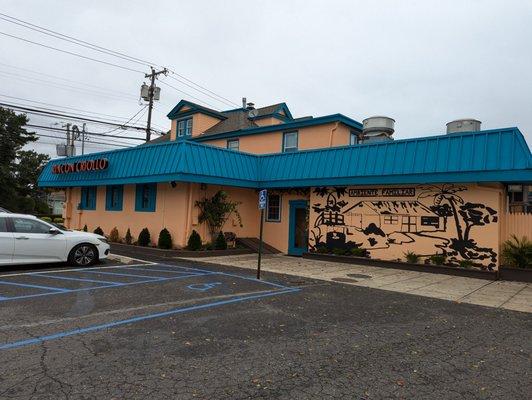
[501,235,532,269]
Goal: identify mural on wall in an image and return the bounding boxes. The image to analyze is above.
[310,184,498,270]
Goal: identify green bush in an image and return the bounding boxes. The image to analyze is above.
[501,235,532,269]
[203,242,214,251]
[138,228,151,247]
[53,217,64,223]
[214,231,227,250]
[351,247,367,257]
[187,230,202,251]
[332,248,347,256]
[404,251,420,264]
[125,228,132,245]
[82,224,88,232]
[429,253,446,265]
[315,245,330,254]
[459,260,475,269]
[40,216,52,222]
[108,227,120,243]
[158,228,173,249]
[93,226,104,236]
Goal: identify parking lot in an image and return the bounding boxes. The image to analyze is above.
[0,256,530,399]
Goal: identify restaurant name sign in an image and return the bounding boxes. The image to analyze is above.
[52,158,109,174]
[348,187,415,197]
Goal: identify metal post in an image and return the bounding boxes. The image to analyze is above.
[81,123,86,155]
[144,67,168,142]
[257,208,264,279]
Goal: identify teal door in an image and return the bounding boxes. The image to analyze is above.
[288,200,309,256]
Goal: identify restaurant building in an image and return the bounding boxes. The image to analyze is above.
[38,100,532,271]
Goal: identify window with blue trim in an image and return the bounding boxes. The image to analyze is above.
[350,131,360,145]
[80,187,97,210]
[135,183,157,212]
[177,118,193,137]
[105,185,123,211]
[227,139,239,151]
[266,194,281,222]
[283,131,298,153]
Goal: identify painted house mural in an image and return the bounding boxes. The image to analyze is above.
[309,184,500,270]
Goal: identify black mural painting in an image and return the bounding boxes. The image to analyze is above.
[310,184,498,270]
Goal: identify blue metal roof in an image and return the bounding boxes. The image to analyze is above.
[38,127,532,189]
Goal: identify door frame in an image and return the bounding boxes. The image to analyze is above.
[288,200,309,256]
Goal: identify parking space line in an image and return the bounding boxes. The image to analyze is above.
[0,273,204,302]
[0,287,300,351]
[31,274,123,286]
[83,270,168,280]
[0,280,70,292]
[122,267,204,275]
[0,263,153,278]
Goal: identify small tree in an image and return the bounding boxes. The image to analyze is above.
[214,231,227,250]
[82,224,88,232]
[187,230,202,251]
[195,191,242,240]
[125,228,132,244]
[158,228,173,249]
[94,226,104,236]
[138,228,151,247]
[109,227,120,242]
[501,235,532,269]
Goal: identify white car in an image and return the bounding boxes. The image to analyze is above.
[0,213,110,267]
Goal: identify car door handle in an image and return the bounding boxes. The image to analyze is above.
[15,236,29,240]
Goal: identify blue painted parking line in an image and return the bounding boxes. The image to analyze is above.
[121,267,207,275]
[0,287,300,351]
[0,273,203,302]
[0,280,70,292]
[83,270,168,280]
[31,274,123,286]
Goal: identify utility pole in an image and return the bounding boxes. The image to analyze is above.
[144,67,168,142]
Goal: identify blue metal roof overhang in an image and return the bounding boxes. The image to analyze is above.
[38,128,532,189]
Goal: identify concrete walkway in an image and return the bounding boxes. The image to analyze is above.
[183,254,531,313]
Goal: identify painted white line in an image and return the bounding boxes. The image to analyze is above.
[108,253,156,265]
[0,263,153,278]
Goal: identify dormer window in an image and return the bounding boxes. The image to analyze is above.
[177,118,193,137]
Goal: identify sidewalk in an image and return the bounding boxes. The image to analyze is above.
[182,254,531,313]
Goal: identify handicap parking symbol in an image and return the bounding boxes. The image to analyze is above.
[186,282,222,292]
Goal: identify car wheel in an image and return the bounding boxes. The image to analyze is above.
[68,244,98,266]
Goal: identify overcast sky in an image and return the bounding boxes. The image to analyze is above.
[1,0,531,157]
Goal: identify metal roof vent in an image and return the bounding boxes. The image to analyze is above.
[446,119,481,134]
[362,116,395,142]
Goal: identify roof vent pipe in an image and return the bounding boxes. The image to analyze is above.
[246,102,255,110]
[242,97,247,109]
[446,119,481,134]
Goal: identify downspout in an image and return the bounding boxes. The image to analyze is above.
[183,182,194,247]
[329,122,339,147]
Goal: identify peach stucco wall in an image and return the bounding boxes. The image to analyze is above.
[254,117,284,127]
[201,123,353,154]
[309,184,503,270]
[170,113,221,140]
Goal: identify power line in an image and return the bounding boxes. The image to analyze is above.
[0,12,239,107]
[34,133,133,148]
[0,30,145,74]
[26,124,145,142]
[159,80,221,110]
[0,102,164,133]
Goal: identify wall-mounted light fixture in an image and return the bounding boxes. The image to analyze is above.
[171,181,177,188]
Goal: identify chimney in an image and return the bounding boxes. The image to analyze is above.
[242,97,247,109]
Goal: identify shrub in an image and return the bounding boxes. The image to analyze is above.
[214,231,228,250]
[125,228,132,245]
[332,248,347,256]
[109,227,120,243]
[501,235,532,269]
[53,217,64,223]
[459,260,475,269]
[40,216,52,222]
[158,228,173,249]
[315,245,330,254]
[138,228,151,247]
[94,226,104,236]
[187,230,202,251]
[203,242,214,251]
[82,224,88,232]
[351,247,367,257]
[404,251,419,264]
[429,253,446,265]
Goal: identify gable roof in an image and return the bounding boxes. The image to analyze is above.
[38,128,532,189]
[166,100,227,120]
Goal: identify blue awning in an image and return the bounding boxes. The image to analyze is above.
[38,127,532,188]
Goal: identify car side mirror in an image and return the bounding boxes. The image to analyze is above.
[49,228,61,235]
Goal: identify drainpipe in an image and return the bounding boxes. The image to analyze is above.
[328,122,339,147]
[183,183,194,247]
